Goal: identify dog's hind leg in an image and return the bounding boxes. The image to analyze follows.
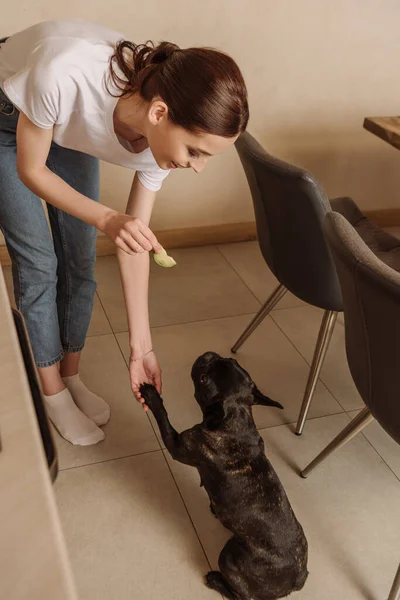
[216,537,253,600]
[205,571,237,599]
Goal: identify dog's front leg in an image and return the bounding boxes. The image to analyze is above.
[140,384,196,466]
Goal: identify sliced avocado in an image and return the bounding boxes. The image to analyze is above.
[153,248,177,268]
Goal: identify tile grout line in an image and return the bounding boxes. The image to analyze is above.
[93,290,114,333]
[88,310,261,341]
[257,410,347,435]
[58,411,349,474]
[58,447,162,472]
[214,244,306,314]
[215,244,263,307]
[158,448,216,579]
[151,309,259,330]
[58,411,399,484]
[111,310,260,336]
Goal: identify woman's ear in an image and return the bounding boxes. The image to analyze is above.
[148,99,168,125]
[203,400,225,430]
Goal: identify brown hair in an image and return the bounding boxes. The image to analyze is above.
[108,40,249,137]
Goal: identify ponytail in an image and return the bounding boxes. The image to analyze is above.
[108,40,249,137]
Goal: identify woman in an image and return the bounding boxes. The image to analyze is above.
[0,19,249,446]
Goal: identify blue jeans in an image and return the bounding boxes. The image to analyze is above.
[0,88,100,367]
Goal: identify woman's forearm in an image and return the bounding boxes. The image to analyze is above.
[116,176,158,356]
[20,165,114,230]
[117,248,152,356]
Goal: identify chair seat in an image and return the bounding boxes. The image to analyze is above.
[330,197,400,272]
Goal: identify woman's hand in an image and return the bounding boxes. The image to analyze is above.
[102,211,163,255]
[130,351,162,410]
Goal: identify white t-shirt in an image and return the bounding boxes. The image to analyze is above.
[0,19,170,192]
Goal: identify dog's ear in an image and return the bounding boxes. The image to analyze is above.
[204,400,225,430]
[252,385,283,410]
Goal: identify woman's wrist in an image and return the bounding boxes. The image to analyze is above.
[130,337,152,359]
[95,206,117,233]
[130,349,154,362]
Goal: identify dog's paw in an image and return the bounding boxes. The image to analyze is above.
[139,384,163,411]
[205,572,235,599]
[205,571,221,588]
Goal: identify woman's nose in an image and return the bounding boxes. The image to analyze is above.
[191,156,208,173]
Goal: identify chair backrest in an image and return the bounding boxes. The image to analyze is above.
[325,211,400,444]
[235,132,342,311]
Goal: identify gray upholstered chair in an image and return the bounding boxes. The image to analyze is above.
[301,211,400,600]
[232,131,400,435]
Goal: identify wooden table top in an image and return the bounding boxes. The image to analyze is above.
[364,116,400,151]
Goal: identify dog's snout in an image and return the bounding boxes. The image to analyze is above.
[201,351,220,364]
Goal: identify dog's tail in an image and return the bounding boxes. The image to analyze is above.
[252,386,284,410]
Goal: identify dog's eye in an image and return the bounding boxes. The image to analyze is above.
[200,374,208,384]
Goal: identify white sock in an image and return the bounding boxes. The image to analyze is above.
[43,388,105,446]
[62,374,110,426]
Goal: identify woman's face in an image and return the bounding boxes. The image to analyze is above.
[145,99,239,172]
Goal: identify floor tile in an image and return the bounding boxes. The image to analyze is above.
[116,314,342,438]
[218,241,305,309]
[163,449,231,569]
[2,265,111,337]
[271,305,364,411]
[166,413,400,599]
[95,248,260,332]
[55,334,160,470]
[87,294,112,337]
[349,410,400,481]
[55,452,215,600]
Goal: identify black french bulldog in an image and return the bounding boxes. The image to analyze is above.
[140,351,308,600]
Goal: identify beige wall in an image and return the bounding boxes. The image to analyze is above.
[2,0,400,238]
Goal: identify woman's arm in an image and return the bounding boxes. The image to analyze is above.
[16,112,159,254]
[118,175,158,356]
[118,175,163,401]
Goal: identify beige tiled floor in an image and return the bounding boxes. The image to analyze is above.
[96,246,260,331]
[3,242,400,599]
[218,241,305,309]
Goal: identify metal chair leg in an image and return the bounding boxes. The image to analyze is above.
[231,284,287,353]
[301,407,373,478]
[295,310,338,435]
[388,563,400,600]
